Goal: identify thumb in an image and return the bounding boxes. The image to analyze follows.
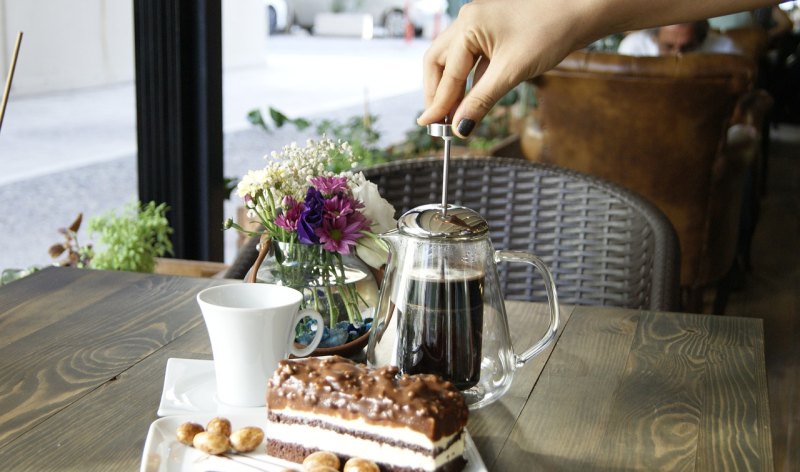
[451,59,517,139]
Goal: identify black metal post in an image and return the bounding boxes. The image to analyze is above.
[133,0,224,261]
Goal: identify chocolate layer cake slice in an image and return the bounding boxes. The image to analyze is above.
[267,356,469,472]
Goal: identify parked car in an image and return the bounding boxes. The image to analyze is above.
[265,0,290,34]
[287,0,448,37]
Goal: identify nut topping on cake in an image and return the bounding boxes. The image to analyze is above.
[268,356,468,442]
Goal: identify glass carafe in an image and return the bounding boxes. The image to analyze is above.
[366,204,559,409]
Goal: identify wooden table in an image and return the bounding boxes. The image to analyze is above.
[0,267,773,471]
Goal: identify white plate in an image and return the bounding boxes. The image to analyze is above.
[158,358,263,417]
[141,414,485,472]
[151,358,487,471]
[141,413,293,472]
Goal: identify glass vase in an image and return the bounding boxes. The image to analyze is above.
[252,241,378,349]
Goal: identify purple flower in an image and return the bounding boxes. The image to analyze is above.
[298,187,325,244]
[316,215,367,254]
[323,194,360,220]
[310,176,349,196]
[346,210,370,230]
[275,196,303,232]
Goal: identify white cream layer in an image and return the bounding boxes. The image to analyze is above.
[271,408,455,450]
[267,411,464,470]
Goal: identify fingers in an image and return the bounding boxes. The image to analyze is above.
[417,0,530,137]
[417,0,594,138]
[451,59,518,138]
[421,39,447,109]
[472,55,489,86]
[416,8,514,137]
[417,34,478,127]
[419,26,457,117]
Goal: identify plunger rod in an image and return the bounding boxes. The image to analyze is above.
[426,122,453,217]
[441,136,451,215]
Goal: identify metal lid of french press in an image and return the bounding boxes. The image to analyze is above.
[397,204,488,240]
[395,120,489,240]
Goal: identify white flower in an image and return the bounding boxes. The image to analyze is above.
[247,137,357,202]
[350,172,396,233]
[356,235,391,269]
[351,172,396,268]
[237,169,269,198]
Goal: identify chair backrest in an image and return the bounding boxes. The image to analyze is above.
[525,50,755,290]
[361,156,680,311]
[224,232,260,281]
[721,27,769,61]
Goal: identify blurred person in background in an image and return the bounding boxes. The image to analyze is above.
[618,21,742,56]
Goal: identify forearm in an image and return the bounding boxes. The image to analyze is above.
[589,0,780,40]
[418,0,782,132]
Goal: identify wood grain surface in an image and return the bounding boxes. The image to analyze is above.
[724,123,800,472]
[0,267,773,471]
[468,301,575,467]
[488,307,773,471]
[0,267,229,470]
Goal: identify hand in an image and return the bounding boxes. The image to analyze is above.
[416,0,778,138]
[416,0,593,137]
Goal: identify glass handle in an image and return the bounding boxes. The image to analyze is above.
[290,308,324,358]
[495,250,560,367]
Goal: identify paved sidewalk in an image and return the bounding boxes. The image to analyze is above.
[0,36,429,271]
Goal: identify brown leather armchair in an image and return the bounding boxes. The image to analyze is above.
[722,27,769,62]
[523,50,761,313]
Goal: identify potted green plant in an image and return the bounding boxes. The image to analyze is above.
[1,201,227,286]
[78,201,226,276]
[82,201,174,273]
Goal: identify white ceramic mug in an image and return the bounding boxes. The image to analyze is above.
[196,283,324,407]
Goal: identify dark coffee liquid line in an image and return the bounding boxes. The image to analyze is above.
[396,272,484,390]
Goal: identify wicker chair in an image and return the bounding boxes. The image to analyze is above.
[357,156,680,311]
[226,156,680,311]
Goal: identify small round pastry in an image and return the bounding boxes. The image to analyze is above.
[302,450,341,470]
[206,417,232,437]
[230,427,264,453]
[192,431,230,455]
[343,457,380,472]
[175,422,204,446]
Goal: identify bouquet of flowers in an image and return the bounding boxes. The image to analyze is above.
[225,138,396,347]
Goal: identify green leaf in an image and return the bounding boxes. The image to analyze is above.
[268,107,289,127]
[246,109,270,132]
[292,118,312,130]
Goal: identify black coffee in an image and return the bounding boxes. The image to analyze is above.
[396,269,484,390]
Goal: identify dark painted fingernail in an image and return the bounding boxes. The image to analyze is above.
[457,118,475,137]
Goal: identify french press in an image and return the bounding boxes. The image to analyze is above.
[366,122,560,409]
